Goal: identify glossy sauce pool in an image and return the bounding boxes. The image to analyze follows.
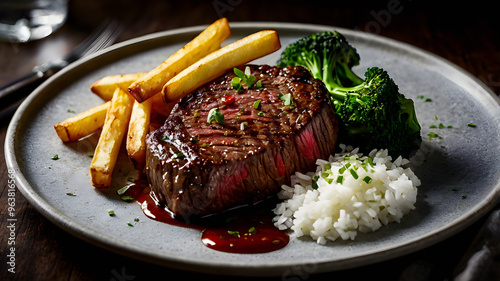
[124,180,289,254]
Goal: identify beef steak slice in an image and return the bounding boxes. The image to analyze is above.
[145,65,339,218]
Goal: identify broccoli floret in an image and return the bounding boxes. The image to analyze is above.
[331,67,421,157]
[277,31,363,89]
[277,31,421,158]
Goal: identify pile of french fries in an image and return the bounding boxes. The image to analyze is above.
[53,18,281,188]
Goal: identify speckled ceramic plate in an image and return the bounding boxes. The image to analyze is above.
[5,22,500,276]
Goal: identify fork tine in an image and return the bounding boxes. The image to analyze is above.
[82,22,122,57]
[63,20,122,63]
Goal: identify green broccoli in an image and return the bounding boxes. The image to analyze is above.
[277,31,421,158]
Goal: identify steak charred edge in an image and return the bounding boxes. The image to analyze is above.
[145,65,339,219]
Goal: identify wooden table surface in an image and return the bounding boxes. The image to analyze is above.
[1,1,499,280]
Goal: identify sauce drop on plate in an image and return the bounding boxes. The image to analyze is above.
[128,179,289,254]
[200,211,289,254]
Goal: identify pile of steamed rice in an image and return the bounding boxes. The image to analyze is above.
[273,144,420,244]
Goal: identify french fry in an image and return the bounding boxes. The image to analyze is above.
[126,99,152,169]
[90,73,145,101]
[91,72,174,115]
[54,101,110,142]
[128,17,231,102]
[162,30,281,102]
[126,94,178,169]
[90,88,134,188]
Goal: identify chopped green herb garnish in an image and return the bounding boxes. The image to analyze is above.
[312,175,319,189]
[190,138,200,144]
[228,230,240,238]
[232,77,243,92]
[248,226,256,235]
[160,135,170,141]
[207,107,224,124]
[417,95,431,101]
[242,67,255,88]
[240,121,248,130]
[431,123,453,129]
[363,157,374,167]
[200,143,209,147]
[117,183,133,195]
[88,154,94,158]
[253,100,261,109]
[52,154,59,160]
[108,210,115,216]
[278,93,293,106]
[336,175,344,184]
[194,111,200,118]
[173,152,185,159]
[360,164,369,172]
[127,222,134,227]
[66,192,76,196]
[127,177,135,182]
[120,195,134,202]
[437,123,453,129]
[321,172,333,184]
[427,132,442,139]
[468,123,477,128]
[255,80,263,90]
[67,109,75,113]
[134,217,139,222]
[257,111,264,116]
[362,176,372,184]
[349,168,359,179]
[338,166,346,174]
[461,194,467,199]
[232,66,262,92]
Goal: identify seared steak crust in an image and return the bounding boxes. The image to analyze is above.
[145,65,339,218]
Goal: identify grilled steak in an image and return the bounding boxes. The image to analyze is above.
[145,65,339,219]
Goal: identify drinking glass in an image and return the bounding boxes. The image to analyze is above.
[0,0,68,43]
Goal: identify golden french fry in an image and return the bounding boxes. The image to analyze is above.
[90,88,134,188]
[162,30,281,102]
[126,99,152,169]
[91,72,174,115]
[54,101,111,142]
[90,73,145,101]
[128,17,231,102]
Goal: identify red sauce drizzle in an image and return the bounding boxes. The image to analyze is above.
[200,211,289,254]
[125,179,289,254]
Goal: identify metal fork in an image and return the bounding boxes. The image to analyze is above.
[0,20,122,111]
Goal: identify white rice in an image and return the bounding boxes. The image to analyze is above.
[272,144,421,244]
